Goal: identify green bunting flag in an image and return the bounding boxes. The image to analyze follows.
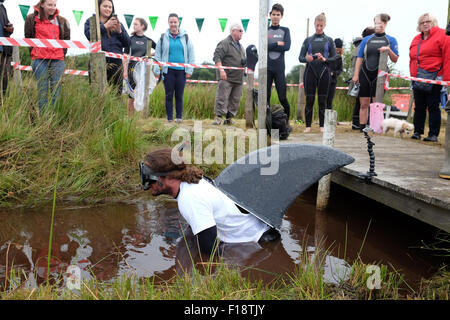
[124,14,134,29]
[149,16,158,30]
[179,17,183,27]
[268,18,271,26]
[72,10,84,26]
[218,18,228,32]
[19,4,30,21]
[195,18,205,32]
[241,19,250,32]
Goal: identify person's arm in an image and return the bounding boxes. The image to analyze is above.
[352,58,363,83]
[195,225,219,256]
[298,38,311,63]
[269,27,291,52]
[153,37,163,76]
[118,23,130,50]
[186,36,195,76]
[213,41,227,80]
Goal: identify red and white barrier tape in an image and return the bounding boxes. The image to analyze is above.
[12,62,88,76]
[0,36,100,53]
[379,70,449,86]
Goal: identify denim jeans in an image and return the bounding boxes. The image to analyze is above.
[32,59,65,113]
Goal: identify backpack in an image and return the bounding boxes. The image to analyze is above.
[267,104,290,140]
[252,89,290,140]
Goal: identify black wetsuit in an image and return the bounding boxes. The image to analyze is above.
[299,33,337,127]
[267,25,291,119]
[327,51,343,109]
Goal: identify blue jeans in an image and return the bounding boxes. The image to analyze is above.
[32,59,65,112]
[163,68,186,121]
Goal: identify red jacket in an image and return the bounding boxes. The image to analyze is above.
[409,26,449,80]
[27,6,65,60]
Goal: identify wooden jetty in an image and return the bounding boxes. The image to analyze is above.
[285,132,450,233]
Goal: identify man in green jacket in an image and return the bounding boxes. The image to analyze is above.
[212,23,246,125]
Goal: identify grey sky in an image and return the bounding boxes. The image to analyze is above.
[5,0,450,76]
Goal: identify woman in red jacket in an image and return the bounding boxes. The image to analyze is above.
[24,0,70,114]
[409,13,448,142]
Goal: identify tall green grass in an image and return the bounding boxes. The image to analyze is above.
[0,75,144,206]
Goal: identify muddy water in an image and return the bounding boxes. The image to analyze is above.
[0,184,447,292]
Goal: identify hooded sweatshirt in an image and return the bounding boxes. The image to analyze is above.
[24,6,69,61]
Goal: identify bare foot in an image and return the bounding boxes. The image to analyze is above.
[320,127,324,133]
[304,127,311,133]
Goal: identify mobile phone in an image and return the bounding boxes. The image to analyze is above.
[111,14,118,19]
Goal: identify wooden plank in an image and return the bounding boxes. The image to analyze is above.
[296,65,305,122]
[244,72,255,128]
[331,169,450,233]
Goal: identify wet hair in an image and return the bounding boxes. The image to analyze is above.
[132,17,148,36]
[362,27,375,38]
[334,38,343,49]
[144,148,203,184]
[270,3,284,16]
[416,13,438,32]
[375,13,391,24]
[168,13,179,21]
[315,12,326,24]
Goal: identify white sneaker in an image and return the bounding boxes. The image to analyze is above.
[176,118,182,124]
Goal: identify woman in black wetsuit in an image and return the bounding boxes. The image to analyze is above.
[299,13,338,133]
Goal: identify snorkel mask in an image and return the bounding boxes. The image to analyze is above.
[139,162,164,190]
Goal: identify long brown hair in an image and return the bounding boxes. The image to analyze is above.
[144,148,203,184]
[35,0,56,21]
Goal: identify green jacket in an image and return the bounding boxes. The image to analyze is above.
[213,35,246,84]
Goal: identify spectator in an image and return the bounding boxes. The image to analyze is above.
[352,13,399,131]
[327,38,343,111]
[212,23,246,126]
[24,0,70,113]
[267,3,292,128]
[85,0,130,95]
[350,27,375,130]
[0,0,13,101]
[299,13,338,133]
[123,18,156,116]
[154,13,195,123]
[409,13,449,142]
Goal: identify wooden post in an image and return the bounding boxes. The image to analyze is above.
[143,40,153,118]
[12,47,21,86]
[245,71,255,128]
[296,64,305,121]
[258,0,268,146]
[375,51,389,104]
[406,91,414,123]
[316,109,337,210]
[438,0,450,179]
[89,16,107,94]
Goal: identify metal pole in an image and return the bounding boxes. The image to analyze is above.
[258,0,268,146]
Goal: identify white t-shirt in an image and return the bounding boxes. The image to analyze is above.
[176,179,270,243]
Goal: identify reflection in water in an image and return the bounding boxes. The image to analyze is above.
[0,185,446,291]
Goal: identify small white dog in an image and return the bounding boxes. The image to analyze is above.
[382,118,414,138]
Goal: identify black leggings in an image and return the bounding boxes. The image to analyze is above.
[106,57,123,95]
[304,65,331,127]
[267,69,291,120]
